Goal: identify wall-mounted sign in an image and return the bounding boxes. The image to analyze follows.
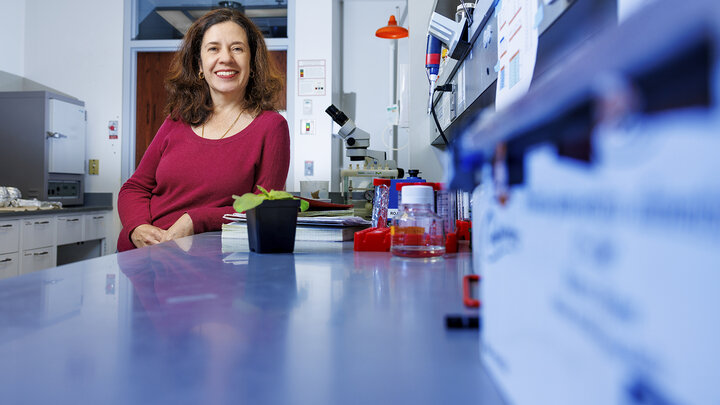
[298,59,326,96]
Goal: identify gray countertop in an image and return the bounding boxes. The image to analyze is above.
[0,204,114,218]
[0,232,505,404]
[0,192,113,218]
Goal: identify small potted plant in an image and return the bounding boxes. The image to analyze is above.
[232,186,309,253]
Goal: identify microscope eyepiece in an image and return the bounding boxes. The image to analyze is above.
[325,104,349,126]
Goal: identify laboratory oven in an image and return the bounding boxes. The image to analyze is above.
[0,91,86,206]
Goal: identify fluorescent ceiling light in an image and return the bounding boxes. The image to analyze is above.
[245,8,287,18]
[157,10,194,34]
[186,9,214,19]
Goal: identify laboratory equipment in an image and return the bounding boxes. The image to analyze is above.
[325,104,401,212]
[353,227,392,251]
[0,91,86,206]
[387,169,425,217]
[390,185,445,258]
[299,180,329,199]
[428,9,470,61]
[396,181,439,214]
[370,179,390,228]
[425,34,442,113]
[456,3,475,23]
[325,104,399,170]
[427,0,615,145]
[375,14,409,39]
[436,185,456,234]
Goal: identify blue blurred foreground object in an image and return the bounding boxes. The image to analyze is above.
[462,0,720,404]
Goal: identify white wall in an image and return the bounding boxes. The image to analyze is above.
[341,0,407,171]
[290,0,337,191]
[24,0,125,245]
[0,0,26,75]
[407,0,445,182]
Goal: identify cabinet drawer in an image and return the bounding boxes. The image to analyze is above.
[0,252,19,280]
[20,246,56,275]
[57,215,84,245]
[0,220,20,254]
[84,212,108,241]
[22,217,56,250]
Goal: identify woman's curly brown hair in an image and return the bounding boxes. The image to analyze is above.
[164,8,284,125]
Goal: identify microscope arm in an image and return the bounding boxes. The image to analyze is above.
[326,104,399,170]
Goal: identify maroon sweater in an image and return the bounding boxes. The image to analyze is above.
[117,111,289,252]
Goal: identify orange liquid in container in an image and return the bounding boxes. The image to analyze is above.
[390,186,445,258]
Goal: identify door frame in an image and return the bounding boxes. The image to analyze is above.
[121,0,294,183]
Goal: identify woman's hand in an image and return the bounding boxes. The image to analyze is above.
[131,224,168,248]
[162,213,195,242]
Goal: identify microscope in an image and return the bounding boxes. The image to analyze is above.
[325,104,404,210]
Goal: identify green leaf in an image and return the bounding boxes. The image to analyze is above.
[267,189,294,200]
[232,188,307,212]
[232,192,266,213]
[256,185,270,197]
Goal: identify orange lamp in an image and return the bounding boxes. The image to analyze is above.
[375,15,409,39]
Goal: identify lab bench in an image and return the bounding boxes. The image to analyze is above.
[0,193,113,279]
[0,232,504,404]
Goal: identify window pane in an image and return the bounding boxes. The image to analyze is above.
[134,0,288,40]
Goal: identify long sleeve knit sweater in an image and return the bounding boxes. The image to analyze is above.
[117,110,289,252]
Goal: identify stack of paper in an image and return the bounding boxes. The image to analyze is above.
[221,213,370,242]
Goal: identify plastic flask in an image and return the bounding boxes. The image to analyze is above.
[371,178,391,228]
[436,185,456,234]
[391,185,445,258]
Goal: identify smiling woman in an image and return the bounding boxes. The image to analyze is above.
[200,22,252,104]
[165,8,284,126]
[117,8,290,252]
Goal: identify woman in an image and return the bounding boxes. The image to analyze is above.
[117,8,289,252]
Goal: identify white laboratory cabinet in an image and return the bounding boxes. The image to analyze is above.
[0,210,111,279]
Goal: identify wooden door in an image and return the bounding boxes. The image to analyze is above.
[136,52,174,168]
[268,51,287,110]
[135,50,287,167]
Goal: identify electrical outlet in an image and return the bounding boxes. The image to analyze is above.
[89,159,99,175]
[304,160,314,176]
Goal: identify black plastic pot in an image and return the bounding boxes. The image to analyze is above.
[246,199,301,253]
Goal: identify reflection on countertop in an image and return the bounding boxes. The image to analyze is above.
[0,232,502,405]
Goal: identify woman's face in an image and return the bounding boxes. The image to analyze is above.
[199,21,252,101]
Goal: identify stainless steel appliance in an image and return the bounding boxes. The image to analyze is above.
[0,91,86,206]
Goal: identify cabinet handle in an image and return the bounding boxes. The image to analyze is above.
[0,224,13,228]
[0,258,11,263]
[93,216,104,220]
[34,221,50,225]
[66,219,80,222]
[33,251,49,256]
[47,131,68,139]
